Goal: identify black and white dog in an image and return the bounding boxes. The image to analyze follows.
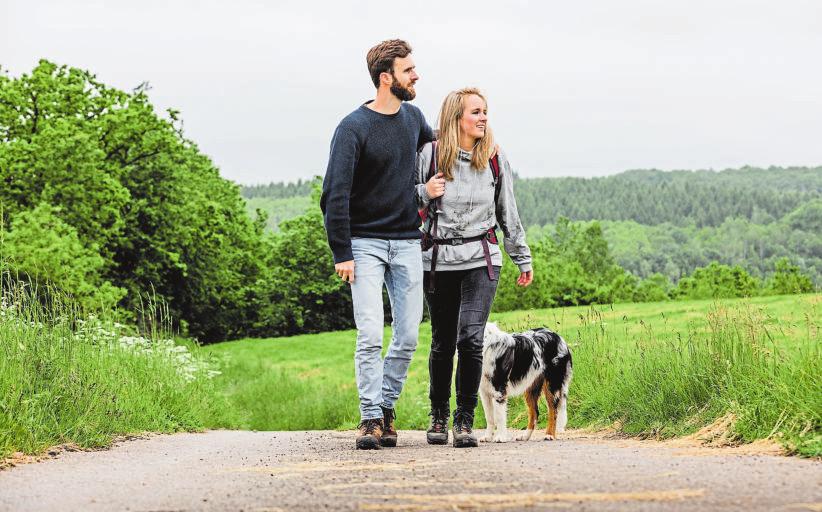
[479,323,573,443]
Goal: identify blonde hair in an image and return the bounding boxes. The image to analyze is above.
[436,87,495,180]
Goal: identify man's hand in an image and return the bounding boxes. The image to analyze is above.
[426,172,446,199]
[335,260,355,283]
[517,270,533,287]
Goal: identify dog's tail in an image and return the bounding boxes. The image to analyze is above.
[556,357,572,433]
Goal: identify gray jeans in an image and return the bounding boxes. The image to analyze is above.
[350,238,424,421]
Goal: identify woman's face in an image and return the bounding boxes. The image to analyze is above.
[459,94,487,142]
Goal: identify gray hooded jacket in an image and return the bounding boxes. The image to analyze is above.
[415,142,532,273]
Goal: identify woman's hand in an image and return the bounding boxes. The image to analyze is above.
[517,270,533,287]
[426,172,446,199]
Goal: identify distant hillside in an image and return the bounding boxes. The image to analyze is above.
[241,166,822,229]
[513,166,821,228]
[526,199,822,286]
[245,196,312,232]
[616,166,821,193]
[241,166,821,285]
[241,179,314,199]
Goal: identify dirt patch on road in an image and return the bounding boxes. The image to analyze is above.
[550,424,787,457]
[358,489,707,511]
[0,433,157,471]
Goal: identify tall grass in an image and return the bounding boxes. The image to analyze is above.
[0,272,234,459]
[562,300,820,455]
[206,295,820,457]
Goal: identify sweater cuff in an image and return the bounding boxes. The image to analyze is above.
[517,262,533,273]
[416,184,431,206]
[332,246,354,264]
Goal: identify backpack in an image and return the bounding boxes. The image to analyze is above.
[419,141,502,250]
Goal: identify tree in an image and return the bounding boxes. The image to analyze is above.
[674,262,760,300]
[0,60,273,341]
[261,183,353,335]
[494,218,637,311]
[1,203,125,309]
[634,273,672,302]
[765,258,815,295]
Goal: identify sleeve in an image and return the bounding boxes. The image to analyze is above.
[417,108,435,149]
[320,122,359,263]
[495,150,532,273]
[415,142,433,208]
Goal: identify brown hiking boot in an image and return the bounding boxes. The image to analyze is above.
[380,406,398,447]
[453,410,478,448]
[426,408,449,445]
[356,418,383,450]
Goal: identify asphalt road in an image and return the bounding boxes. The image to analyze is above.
[0,430,820,511]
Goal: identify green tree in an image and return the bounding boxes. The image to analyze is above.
[261,184,353,335]
[0,60,273,341]
[674,262,760,300]
[1,203,125,309]
[765,258,815,295]
[634,273,672,302]
[494,218,636,311]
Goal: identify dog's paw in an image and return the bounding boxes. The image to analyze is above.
[543,434,555,441]
[493,433,513,443]
[479,431,494,442]
[515,430,533,442]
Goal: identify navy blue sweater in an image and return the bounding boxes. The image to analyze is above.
[321,101,434,263]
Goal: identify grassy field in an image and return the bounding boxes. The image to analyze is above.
[0,278,233,460]
[205,294,821,456]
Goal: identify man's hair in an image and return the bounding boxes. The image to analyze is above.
[366,39,413,88]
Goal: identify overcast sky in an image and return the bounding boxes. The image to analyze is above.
[2,1,821,185]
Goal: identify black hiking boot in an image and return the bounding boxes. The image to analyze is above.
[426,407,449,445]
[356,418,383,450]
[380,406,398,447]
[452,410,478,448]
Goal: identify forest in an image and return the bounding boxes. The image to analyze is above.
[244,168,822,286]
[1,60,818,343]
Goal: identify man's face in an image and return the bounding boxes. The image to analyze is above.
[386,55,418,101]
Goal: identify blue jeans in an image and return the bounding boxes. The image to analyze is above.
[350,238,424,421]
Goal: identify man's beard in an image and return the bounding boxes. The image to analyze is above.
[390,77,416,101]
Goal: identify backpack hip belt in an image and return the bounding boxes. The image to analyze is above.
[429,232,498,292]
[421,141,502,293]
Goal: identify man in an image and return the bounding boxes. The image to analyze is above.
[320,39,434,450]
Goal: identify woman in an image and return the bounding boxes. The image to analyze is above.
[416,87,533,448]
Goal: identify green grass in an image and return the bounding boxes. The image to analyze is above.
[205,294,821,457]
[0,277,235,459]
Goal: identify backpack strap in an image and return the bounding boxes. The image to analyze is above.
[427,141,441,292]
[418,142,438,224]
[486,153,502,244]
[428,141,438,181]
[489,153,501,203]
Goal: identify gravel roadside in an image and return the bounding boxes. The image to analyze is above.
[0,430,820,511]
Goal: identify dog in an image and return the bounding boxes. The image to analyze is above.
[479,322,573,443]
